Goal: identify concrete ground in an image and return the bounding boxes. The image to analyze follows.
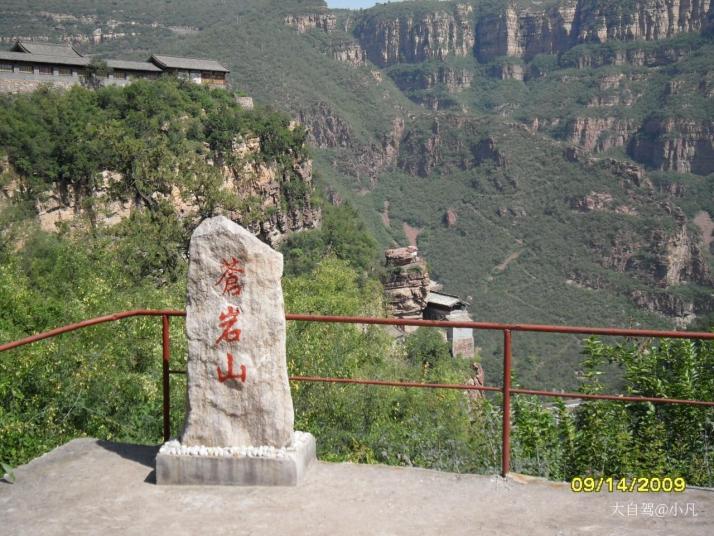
[1,438,712,536]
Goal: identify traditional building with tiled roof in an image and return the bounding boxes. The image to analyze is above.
[0,40,229,93]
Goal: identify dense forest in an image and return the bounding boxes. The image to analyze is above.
[1,80,712,487]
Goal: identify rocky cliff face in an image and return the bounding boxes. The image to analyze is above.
[296,102,353,149]
[222,135,321,246]
[353,0,711,65]
[390,65,473,93]
[598,215,711,288]
[648,222,711,286]
[330,41,367,66]
[284,13,336,34]
[31,133,320,246]
[475,0,711,62]
[476,3,574,61]
[398,121,443,177]
[565,41,695,69]
[629,119,714,175]
[355,3,475,67]
[572,0,710,44]
[629,290,697,327]
[566,117,639,153]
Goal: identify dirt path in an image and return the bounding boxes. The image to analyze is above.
[403,222,422,247]
[495,250,522,272]
[381,200,390,227]
[693,211,713,249]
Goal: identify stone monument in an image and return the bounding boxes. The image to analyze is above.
[156,216,316,485]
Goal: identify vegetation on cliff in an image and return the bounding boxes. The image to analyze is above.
[0,78,313,229]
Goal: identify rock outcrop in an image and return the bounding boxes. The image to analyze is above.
[490,62,525,81]
[648,223,711,287]
[35,171,135,232]
[390,65,473,93]
[382,246,430,319]
[297,102,352,148]
[339,116,406,185]
[564,42,694,69]
[354,0,711,65]
[284,13,336,34]
[444,208,457,227]
[475,3,573,62]
[570,191,615,212]
[629,119,714,175]
[30,132,320,246]
[566,117,638,153]
[398,121,442,177]
[629,289,697,327]
[472,137,507,167]
[355,3,475,67]
[330,41,367,66]
[222,134,321,247]
[572,0,711,43]
[598,217,711,287]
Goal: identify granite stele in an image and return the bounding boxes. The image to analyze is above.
[156,216,316,485]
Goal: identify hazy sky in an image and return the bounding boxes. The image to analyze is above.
[326,1,404,8]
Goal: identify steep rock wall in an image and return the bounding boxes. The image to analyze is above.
[629,119,714,175]
[31,134,320,246]
[285,13,336,33]
[355,3,475,67]
[353,0,711,65]
[566,117,639,153]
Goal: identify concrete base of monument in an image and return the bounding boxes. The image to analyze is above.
[155,431,316,486]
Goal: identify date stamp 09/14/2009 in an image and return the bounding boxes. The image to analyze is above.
[570,477,700,519]
[571,476,686,493]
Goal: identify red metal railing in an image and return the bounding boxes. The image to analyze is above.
[1,309,713,477]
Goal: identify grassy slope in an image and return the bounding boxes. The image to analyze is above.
[1,0,712,389]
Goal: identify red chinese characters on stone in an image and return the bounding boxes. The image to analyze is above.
[217,353,247,383]
[214,306,242,347]
[215,257,244,297]
[213,257,248,383]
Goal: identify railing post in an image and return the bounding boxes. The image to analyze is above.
[162,314,171,443]
[502,329,512,478]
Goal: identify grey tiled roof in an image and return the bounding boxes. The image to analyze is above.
[0,51,89,67]
[150,54,229,73]
[13,41,83,57]
[426,292,465,308]
[106,59,162,72]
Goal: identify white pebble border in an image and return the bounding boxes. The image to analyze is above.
[159,431,312,459]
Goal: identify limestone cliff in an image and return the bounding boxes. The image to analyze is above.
[296,102,353,149]
[389,65,473,93]
[475,0,711,62]
[330,41,367,66]
[32,132,320,246]
[566,117,639,153]
[648,222,711,287]
[475,3,573,61]
[597,216,711,287]
[572,0,710,44]
[629,290,697,327]
[284,13,336,34]
[355,3,475,67]
[221,134,321,246]
[629,119,714,175]
[352,0,711,65]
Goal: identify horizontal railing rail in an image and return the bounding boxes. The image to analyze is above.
[2,309,713,477]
